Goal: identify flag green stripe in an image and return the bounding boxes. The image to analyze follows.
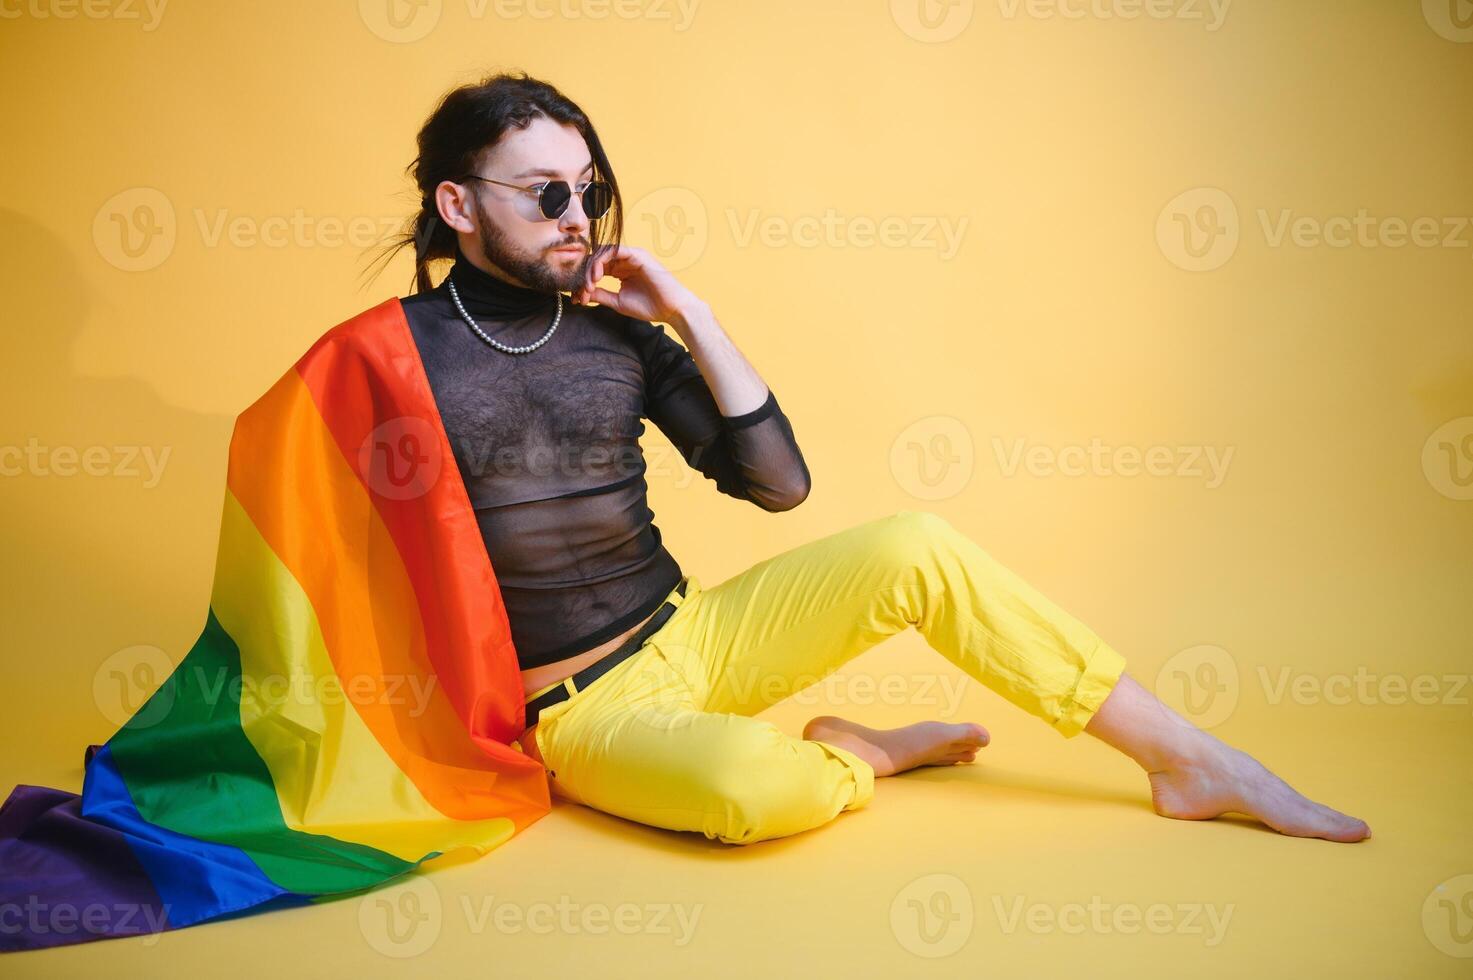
[108,607,421,893]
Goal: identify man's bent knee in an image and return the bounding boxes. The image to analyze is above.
[873,508,961,573]
[697,729,848,845]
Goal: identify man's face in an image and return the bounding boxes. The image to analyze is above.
[466,115,596,294]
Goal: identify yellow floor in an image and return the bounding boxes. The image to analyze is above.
[7,638,1468,978]
[4,1,1471,972]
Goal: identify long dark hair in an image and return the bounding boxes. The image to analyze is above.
[364,70,624,295]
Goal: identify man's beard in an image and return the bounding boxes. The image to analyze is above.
[474,196,589,294]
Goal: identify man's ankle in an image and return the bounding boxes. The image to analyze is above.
[1137,726,1221,773]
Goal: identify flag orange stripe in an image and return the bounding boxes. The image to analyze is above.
[226,353,544,825]
[294,299,528,748]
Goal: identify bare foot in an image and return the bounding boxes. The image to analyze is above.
[1149,733,1372,843]
[1086,672,1371,843]
[803,715,990,777]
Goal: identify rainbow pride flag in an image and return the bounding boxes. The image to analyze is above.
[0,298,551,953]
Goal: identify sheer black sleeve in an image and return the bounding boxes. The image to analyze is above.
[630,318,811,512]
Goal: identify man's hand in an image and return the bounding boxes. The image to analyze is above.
[573,244,703,326]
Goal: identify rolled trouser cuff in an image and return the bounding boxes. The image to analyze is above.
[809,738,876,809]
[1052,641,1129,739]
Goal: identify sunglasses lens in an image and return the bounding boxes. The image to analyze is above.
[582,181,613,219]
[539,181,572,218]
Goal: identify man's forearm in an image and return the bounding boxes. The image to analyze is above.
[667,299,771,418]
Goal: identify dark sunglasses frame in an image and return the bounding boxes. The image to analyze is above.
[459,174,614,221]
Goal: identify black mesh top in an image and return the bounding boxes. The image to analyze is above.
[399,244,811,669]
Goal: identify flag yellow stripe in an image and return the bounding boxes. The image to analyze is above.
[212,486,516,862]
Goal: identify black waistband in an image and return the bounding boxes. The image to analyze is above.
[524,578,687,729]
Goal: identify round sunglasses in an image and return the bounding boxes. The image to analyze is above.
[460,173,614,221]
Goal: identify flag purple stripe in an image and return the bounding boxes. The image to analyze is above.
[0,743,300,952]
[0,781,166,951]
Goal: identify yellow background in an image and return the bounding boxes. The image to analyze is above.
[2,0,1470,975]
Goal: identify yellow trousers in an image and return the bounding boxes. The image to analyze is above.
[529,509,1128,845]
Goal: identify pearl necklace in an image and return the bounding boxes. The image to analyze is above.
[446,275,563,355]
